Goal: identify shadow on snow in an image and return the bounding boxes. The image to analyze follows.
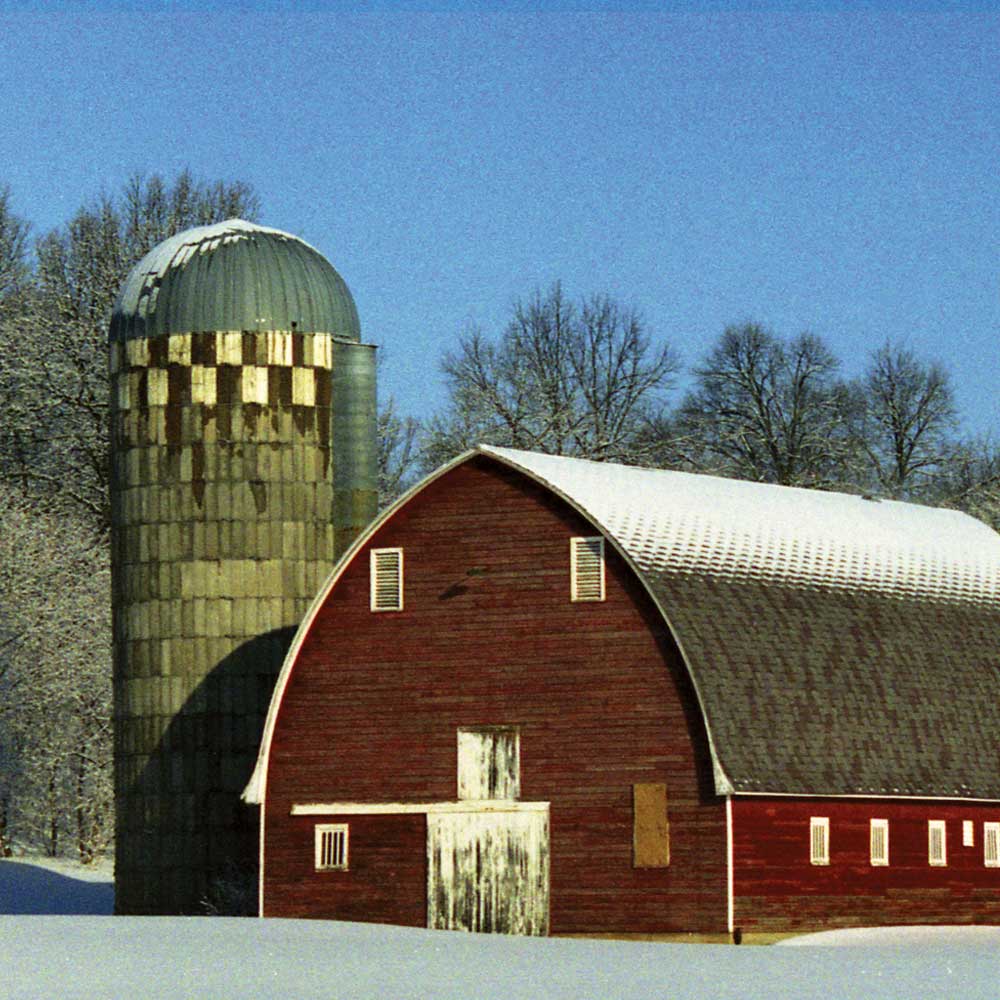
[0,860,114,915]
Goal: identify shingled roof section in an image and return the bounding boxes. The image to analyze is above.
[482,446,1000,802]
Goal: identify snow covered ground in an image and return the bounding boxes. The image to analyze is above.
[3,857,1000,999]
[778,924,1000,948]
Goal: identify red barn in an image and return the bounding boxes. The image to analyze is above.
[244,446,1000,937]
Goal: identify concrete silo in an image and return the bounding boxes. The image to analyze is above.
[109,219,377,914]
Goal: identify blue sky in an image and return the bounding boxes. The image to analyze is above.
[2,4,998,436]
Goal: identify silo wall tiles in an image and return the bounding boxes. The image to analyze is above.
[110,329,356,899]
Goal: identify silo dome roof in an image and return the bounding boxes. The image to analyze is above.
[110,219,360,341]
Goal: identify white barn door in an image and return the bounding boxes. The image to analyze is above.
[428,727,549,935]
[427,808,549,935]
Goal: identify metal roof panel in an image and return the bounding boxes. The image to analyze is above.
[110,219,360,341]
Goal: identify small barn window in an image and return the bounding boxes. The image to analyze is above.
[984,823,1000,868]
[870,818,889,866]
[809,816,829,865]
[633,783,670,868]
[570,536,605,602]
[963,820,975,847]
[370,548,403,611]
[315,823,349,870]
[928,820,947,866]
[457,727,520,801]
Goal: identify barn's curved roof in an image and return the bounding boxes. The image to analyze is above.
[483,447,1000,800]
[245,446,1000,805]
[110,219,360,342]
[483,447,1000,606]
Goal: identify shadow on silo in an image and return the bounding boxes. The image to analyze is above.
[116,626,296,916]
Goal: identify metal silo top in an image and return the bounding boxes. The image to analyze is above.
[110,219,361,341]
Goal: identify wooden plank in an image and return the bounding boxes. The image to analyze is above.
[633,783,670,868]
[291,801,549,815]
[428,809,549,935]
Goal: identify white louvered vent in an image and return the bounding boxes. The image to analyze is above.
[985,823,1000,868]
[315,824,348,870]
[928,820,947,866]
[370,548,403,612]
[810,816,829,865]
[571,536,605,602]
[870,818,889,866]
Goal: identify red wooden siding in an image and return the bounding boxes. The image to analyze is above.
[263,457,728,933]
[733,797,1000,933]
[270,814,427,924]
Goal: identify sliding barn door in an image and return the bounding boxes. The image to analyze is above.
[427,809,549,935]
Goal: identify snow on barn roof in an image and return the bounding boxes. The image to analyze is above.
[482,447,1000,800]
[481,447,1000,604]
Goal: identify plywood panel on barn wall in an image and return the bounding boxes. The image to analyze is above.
[633,783,670,868]
[263,456,728,933]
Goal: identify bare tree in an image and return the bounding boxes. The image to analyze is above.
[847,342,956,500]
[674,322,855,487]
[0,190,31,513]
[1,171,260,529]
[0,487,112,860]
[120,170,259,260]
[423,284,679,469]
[0,185,29,311]
[377,395,421,509]
[924,436,1000,531]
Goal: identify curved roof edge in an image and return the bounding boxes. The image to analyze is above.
[242,446,733,806]
[475,446,734,795]
[242,448,484,805]
[248,446,1000,808]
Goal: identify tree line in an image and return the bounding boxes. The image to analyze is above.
[421,284,999,524]
[0,172,996,865]
[0,174,262,861]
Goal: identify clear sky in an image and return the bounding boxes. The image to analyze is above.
[2,3,998,437]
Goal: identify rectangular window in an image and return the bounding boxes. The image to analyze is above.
[985,823,1000,868]
[870,818,889,866]
[810,816,829,866]
[370,548,403,611]
[929,820,947,866]
[457,727,520,801]
[963,819,975,847]
[315,823,349,870]
[571,536,605,602]
[633,783,670,868]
